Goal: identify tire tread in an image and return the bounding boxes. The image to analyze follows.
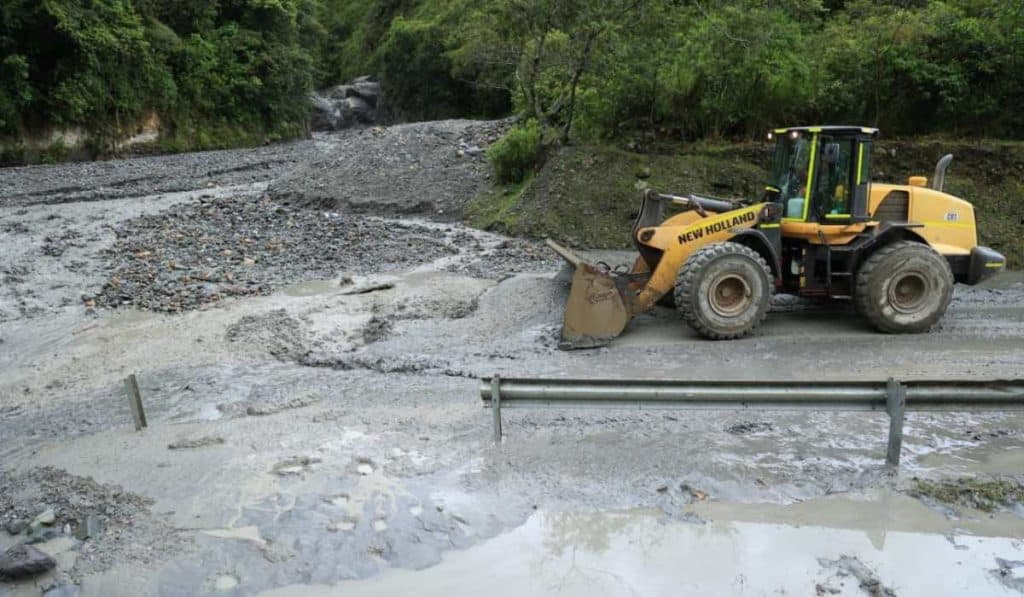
[854,241,953,333]
[674,242,773,340]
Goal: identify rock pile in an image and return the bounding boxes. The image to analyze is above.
[268,119,509,217]
[91,195,460,311]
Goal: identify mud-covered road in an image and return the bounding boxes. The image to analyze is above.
[2,121,1023,596]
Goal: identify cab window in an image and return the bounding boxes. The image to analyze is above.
[814,138,855,218]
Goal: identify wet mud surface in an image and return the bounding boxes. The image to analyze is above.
[2,121,1024,596]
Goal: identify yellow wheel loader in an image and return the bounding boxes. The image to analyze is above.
[550,125,1007,348]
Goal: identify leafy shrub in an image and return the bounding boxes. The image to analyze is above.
[488,121,541,184]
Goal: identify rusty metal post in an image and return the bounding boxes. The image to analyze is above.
[491,375,502,443]
[885,378,905,468]
[124,374,147,431]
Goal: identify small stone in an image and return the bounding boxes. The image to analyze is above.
[33,509,56,526]
[0,544,57,579]
[168,435,225,450]
[214,574,239,591]
[4,519,26,535]
[242,257,255,266]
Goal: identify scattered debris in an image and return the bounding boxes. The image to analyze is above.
[679,483,709,502]
[963,428,1013,442]
[168,435,226,450]
[910,477,1024,512]
[245,390,323,416]
[361,316,393,343]
[340,281,395,296]
[818,555,896,597]
[356,457,375,476]
[990,558,1024,592]
[271,456,321,476]
[725,421,774,435]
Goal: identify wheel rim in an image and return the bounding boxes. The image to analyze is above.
[707,273,753,317]
[888,272,928,313]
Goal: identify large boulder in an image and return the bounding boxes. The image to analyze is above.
[349,77,382,107]
[0,544,57,579]
[310,94,343,131]
[345,96,375,124]
[310,76,383,131]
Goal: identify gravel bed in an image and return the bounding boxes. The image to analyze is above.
[90,195,463,311]
[268,119,510,217]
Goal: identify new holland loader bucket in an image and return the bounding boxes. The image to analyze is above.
[546,239,630,349]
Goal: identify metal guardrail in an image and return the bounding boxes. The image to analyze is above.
[480,376,1024,467]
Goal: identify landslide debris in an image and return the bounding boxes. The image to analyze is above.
[92,195,458,311]
[268,119,508,217]
[0,466,180,579]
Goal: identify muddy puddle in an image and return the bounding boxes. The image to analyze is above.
[260,493,1024,597]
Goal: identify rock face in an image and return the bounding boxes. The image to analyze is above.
[0,544,57,579]
[310,76,383,131]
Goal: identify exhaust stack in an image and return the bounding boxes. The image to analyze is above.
[932,154,953,192]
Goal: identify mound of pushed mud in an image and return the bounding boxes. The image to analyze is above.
[268,119,508,218]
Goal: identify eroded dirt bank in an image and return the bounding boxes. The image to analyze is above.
[2,121,1023,596]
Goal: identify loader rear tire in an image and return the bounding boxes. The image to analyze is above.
[855,241,953,333]
[675,242,772,340]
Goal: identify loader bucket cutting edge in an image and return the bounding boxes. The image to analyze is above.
[546,239,630,350]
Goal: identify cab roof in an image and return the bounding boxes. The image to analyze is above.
[772,125,879,136]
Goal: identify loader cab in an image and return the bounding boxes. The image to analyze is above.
[765,126,877,224]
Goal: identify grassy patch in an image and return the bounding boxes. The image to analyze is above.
[466,143,764,249]
[466,175,534,234]
[910,477,1024,512]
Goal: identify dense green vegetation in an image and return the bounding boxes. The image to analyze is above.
[1,0,1022,157]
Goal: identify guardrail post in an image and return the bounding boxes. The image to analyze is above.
[491,375,502,443]
[885,378,905,468]
[124,374,148,431]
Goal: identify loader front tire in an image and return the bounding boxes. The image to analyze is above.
[675,242,772,340]
[855,241,953,333]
